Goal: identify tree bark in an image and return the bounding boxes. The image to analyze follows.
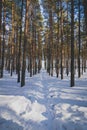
[0,0,2,78]
[21,0,30,87]
[70,0,75,87]
[60,0,63,79]
[1,0,6,78]
[17,0,23,82]
[78,0,81,78]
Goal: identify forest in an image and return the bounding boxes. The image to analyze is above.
[0,0,87,130]
[0,0,87,87]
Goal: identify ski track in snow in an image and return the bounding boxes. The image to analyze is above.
[39,70,55,130]
[0,69,87,130]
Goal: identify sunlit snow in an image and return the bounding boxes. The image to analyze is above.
[0,68,87,130]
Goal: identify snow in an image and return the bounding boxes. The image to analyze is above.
[0,69,87,130]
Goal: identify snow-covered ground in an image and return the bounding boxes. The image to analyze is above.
[0,69,87,130]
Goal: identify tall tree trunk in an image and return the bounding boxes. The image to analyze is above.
[7,36,11,72]
[49,9,53,76]
[0,0,2,78]
[60,0,63,79]
[15,23,19,74]
[78,0,81,78]
[1,0,6,78]
[17,0,23,82]
[56,1,60,78]
[21,0,30,87]
[70,0,75,87]
[11,2,15,76]
[38,31,42,73]
[34,27,37,74]
[47,36,51,75]
[66,2,69,76]
[32,20,35,75]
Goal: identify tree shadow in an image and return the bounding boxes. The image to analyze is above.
[0,117,23,130]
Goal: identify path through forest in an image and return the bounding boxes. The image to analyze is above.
[0,69,87,130]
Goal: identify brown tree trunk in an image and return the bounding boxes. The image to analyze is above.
[49,9,53,76]
[37,31,41,73]
[78,0,81,78]
[71,0,75,87]
[21,0,30,87]
[11,2,15,76]
[56,1,60,78]
[66,2,69,76]
[60,0,63,79]
[17,0,23,82]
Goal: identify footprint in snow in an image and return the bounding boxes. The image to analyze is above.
[20,111,26,116]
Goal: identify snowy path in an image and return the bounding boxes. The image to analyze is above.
[0,69,87,130]
[38,70,55,130]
